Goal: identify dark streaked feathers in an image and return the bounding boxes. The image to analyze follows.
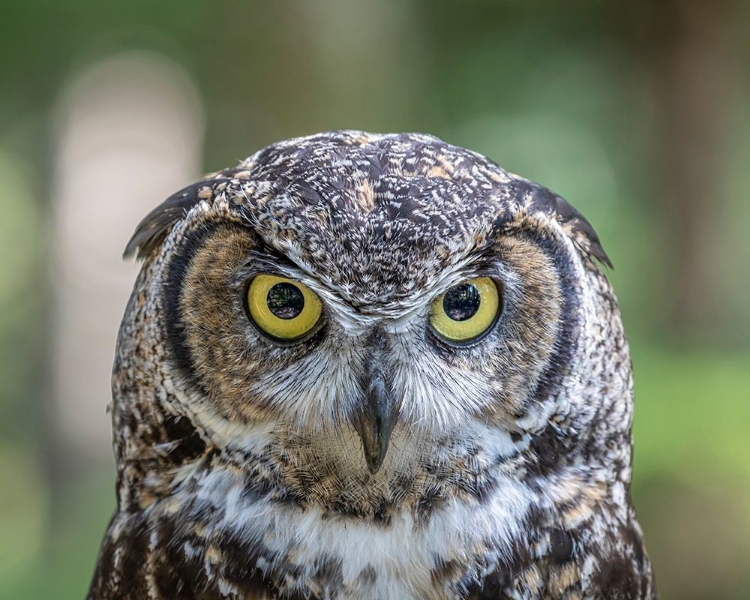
[124,131,611,269]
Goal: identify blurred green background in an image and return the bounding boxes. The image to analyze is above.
[1,1,749,598]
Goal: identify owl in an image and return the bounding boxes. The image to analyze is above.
[88,131,655,599]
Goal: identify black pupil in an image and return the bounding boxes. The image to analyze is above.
[443,284,481,321]
[267,283,305,319]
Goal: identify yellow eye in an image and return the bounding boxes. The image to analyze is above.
[429,277,501,343]
[246,275,322,340]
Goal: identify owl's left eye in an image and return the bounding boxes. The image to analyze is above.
[245,274,323,341]
[429,277,502,343]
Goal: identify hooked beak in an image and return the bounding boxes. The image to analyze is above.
[352,331,400,474]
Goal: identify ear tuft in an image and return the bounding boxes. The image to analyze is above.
[123,180,226,261]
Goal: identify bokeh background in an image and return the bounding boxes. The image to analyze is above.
[1,1,749,598]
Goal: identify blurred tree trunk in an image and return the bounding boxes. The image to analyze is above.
[46,52,204,499]
[637,0,741,338]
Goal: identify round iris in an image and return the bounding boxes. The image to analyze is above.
[247,275,322,340]
[429,277,500,343]
[266,283,305,319]
[442,283,481,321]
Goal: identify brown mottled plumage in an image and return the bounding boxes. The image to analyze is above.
[90,131,655,599]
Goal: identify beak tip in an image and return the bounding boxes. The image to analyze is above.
[365,453,385,475]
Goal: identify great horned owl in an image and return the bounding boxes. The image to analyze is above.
[89,131,655,599]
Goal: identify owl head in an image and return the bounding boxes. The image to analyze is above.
[113,131,632,513]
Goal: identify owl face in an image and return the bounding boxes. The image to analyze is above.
[124,130,618,491]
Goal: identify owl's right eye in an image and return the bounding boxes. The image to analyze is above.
[245,274,323,341]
